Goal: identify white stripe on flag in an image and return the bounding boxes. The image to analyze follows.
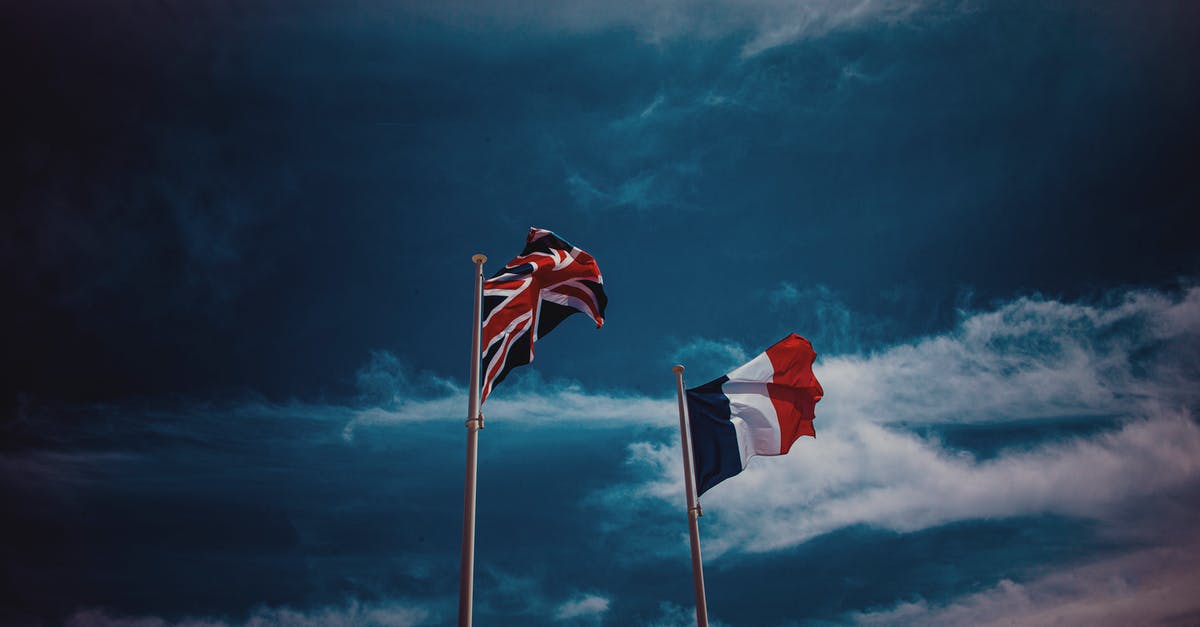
[728,415,754,468]
[726,351,775,382]
[721,381,782,459]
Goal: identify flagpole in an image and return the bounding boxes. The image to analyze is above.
[673,365,710,627]
[458,253,487,627]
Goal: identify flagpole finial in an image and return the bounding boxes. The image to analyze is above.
[673,365,685,374]
[472,254,487,264]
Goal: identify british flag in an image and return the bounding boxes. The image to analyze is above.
[479,228,607,404]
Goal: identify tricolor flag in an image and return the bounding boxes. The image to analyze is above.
[480,228,607,404]
[686,334,824,495]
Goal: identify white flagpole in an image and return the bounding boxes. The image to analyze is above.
[458,253,487,627]
[673,365,710,627]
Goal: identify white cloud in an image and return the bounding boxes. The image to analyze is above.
[851,539,1200,626]
[821,286,1200,426]
[611,285,1200,556]
[732,0,933,56]
[629,410,1200,556]
[554,593,611,622]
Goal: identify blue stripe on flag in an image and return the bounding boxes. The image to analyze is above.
[685,375,743,496]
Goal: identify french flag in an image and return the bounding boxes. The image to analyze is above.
[686,334,824,495]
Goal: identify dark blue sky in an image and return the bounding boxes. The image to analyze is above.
[4,1,1200,626]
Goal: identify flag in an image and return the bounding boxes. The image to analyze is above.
[686,334,824,495]
[480,228,607,404]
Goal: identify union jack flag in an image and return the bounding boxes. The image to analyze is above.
[480,228,607,404]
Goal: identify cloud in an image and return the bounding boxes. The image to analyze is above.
[564,156,705,213]
[554,593,611,622]
[768,282,864,355]
[820,286,1200,425]
[473,569,616,624]
[20,285,1200,557]
[354,351,461,407]
[627,410,1200,556]
[730,0,936,56]
[342,376,674,441]
[850,539,1200,626]
[670,338,749,375]
[338,286,1200,561]
[610,285,1200,556]
[7,391,627,626]
[10,283,1200,624]
[565,169,675,212]
[397,0,945,56]
[66,600,434,627]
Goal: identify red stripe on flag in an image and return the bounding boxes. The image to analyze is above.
[764,334,824,454]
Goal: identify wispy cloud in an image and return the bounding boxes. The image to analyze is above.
[354,350,461,407]
[820,287,1200,425]
[66,599,435,627]
[398,0,946,56]
[768,282,865,355]
[473,569,616,624]
[669,338,749,375]
[342,350,677,440]
[553,593,611,622]
[564,159,704,213]
[342,378,674,441]
[732,0,936,56]
[565,169,671,212]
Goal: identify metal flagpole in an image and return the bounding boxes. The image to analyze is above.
[458,253,487,627]
[673,365,710,627]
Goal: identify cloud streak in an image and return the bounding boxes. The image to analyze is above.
[342,371,675,441]
[398,0,945,56]
[66,599,434,627]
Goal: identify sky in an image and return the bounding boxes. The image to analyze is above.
[3,0,1200,625]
